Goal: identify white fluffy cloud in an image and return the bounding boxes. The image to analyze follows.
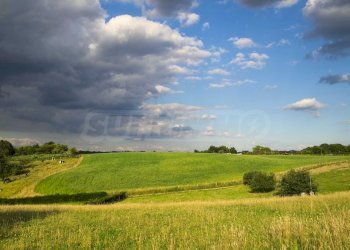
[178,12,200,27]
[201,114,217,120]
[154,85,183,95]
[231,52,269,69]
[229,37,257,49]
[284,98,326,117]
[208,68,230,76]
[209,79,255,88]
[203,126,215,136]
[209,82,232,88]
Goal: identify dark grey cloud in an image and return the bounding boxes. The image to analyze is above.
[238,0,279,8]
[147,0,197,17]
[237,0,297,8]
[303,0,350,58]
[0,0,209,136]
[319,74,350,85]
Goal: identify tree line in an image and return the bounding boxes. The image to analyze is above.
[0,140,77,157]
[0,140,78,183]
[194,145,237,154]
[195,143,350,155]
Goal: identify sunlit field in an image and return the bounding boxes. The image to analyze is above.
[35,153,350,194]
[1,153,350,249]
[1,192,350,249]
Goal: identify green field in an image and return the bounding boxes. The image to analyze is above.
[1,193,350,249]
[35,153,350,195]
[314,168,350,193]
[1,153,350,249]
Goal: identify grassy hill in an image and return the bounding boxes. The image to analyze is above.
[1,153,350,249]
[35,153,350,195]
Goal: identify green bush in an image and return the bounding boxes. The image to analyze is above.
[278,170,317,196]
[250,172,276,193]
[0,140,15,156]
[0,155,12,182]
[243,171,276,193]
[243,171,259,185]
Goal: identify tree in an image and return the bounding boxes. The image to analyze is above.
[15,142,70,155]
[0,155,12,182]
[208,145,218,153]
[15,144,39,155]
[278,170,317,196]
[68,147,78,156]
[217,146,229,153]
[252,145,272,155]
[0,140,15,156]
[38,141,56,154]
[52,144,68,154]
[249,172,276,193]
[206,145,236,154]
[229,147,237,154]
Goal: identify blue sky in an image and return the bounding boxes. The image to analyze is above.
[0,0,349,151]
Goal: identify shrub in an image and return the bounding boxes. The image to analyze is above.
[243,171,276,193]
[0,155,12,182]
[0,140,15,156]
[243,171,259,185]
[249,172,276,193]
[278,170,317,196]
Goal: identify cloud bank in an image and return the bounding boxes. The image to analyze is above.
[0,0,210,138]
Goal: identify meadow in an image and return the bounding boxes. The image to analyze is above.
[1,192,350,249]
[35,153,350,195]
[1,153,350,249]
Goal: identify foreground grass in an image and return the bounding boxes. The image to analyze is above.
[35,153,350,194]
[126,184,273,203]
[1,192,350,249]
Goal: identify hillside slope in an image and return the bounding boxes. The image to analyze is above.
[35,153,350,194]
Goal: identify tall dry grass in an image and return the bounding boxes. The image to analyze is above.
[1,192,350,249]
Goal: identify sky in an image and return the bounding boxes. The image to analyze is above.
[0,0,350,151]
